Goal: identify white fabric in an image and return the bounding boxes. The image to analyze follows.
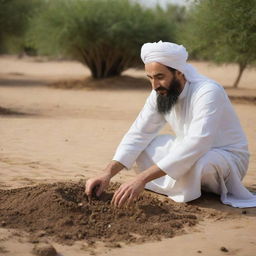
[113,80,256,208]
[141,41,210,83]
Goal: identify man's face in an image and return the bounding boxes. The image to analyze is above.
[145,62,183,114]
[145,62,174,95]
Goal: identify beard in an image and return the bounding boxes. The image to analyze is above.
[156,78,182,114]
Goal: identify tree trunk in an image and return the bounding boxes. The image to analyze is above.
[233,63,247,88]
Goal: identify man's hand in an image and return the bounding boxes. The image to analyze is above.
[85,161,125,201]
[85,174,111,199]
[111,178,146,208]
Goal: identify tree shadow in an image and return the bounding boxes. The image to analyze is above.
[0,106,37,117]
[49,75,150,90]
[228,95,256,105]
[0,78,46,87]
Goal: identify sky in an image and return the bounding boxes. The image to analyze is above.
[136,0,192,8]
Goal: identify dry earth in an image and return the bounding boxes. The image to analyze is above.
[0,55,256,256]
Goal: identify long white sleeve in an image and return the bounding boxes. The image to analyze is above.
[113,91,166,169]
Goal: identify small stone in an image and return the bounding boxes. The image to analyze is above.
[37,231,47,237]
[104,242,122,248]
[32,243,57,256]
[220,246,229,252]
[197,250,202,253]
[62,219,74,226]
[78,202,83,207]
[77,232,85,239]
[1,221,6,227]
[30,239,40,244]
[102,207,108,212]
[63,233,72,240]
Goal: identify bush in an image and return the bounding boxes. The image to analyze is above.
[181,0,256,88]
[28,0,177,78]
[0,0,41,54]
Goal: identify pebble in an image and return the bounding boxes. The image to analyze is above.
[220,246,229,252]
[32,243,57,256]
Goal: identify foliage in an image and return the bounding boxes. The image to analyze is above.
[0,0,41,54]
[181,0,256,87]
[27,0,177,78]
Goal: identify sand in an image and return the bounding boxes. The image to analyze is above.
[0,55,256,256]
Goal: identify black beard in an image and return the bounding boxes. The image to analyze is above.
[156,78,182,114]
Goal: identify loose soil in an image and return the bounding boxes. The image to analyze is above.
[0,181,206,245]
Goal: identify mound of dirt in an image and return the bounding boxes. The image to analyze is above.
[0,181,204,245]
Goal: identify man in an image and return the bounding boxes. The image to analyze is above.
[86,41,256,208]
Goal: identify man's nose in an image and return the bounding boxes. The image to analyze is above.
[151,79,160,90]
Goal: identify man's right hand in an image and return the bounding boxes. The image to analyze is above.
[85,160,125,199]
[85,174,111,198]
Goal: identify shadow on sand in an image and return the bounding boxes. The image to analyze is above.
[0,106,37,117]
[0,78,46,87]
[189,187,256,217]
[50,75,150,90]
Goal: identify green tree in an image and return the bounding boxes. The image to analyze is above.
[181,0,256,88]
[0,0,41,54]
[27,0,176,78]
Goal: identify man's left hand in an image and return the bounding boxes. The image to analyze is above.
[111,178,146,208]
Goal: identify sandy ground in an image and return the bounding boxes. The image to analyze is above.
[0,55,256,256]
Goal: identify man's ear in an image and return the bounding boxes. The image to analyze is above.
[176,70,183,77]
[176,71,185,81]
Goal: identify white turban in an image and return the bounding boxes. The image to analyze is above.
[141,41,211,83]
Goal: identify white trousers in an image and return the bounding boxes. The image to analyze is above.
[136,134,255,207]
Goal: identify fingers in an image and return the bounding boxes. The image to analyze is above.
[113,190,130,208]
[85,179,99,197]
[111,185,136,208]
[127,193,137,207]
[96,183,104,197]
[85,180,93,197]
[111,186,123,206]
[86,178,141,207]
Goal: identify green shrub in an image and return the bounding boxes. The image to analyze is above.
[28,0,176,78]
[0,0,41,54]
[181,0,256,88]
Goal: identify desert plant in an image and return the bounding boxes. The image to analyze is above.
[0,0,41,54]
[181,0,256,88]
[28,0,177,78]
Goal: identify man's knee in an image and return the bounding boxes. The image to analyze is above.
[194,151,228,194]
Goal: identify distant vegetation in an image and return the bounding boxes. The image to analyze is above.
[181,0,256,88]
[26,0,178,78]
[0,0,255,87]
[0,0,41,54]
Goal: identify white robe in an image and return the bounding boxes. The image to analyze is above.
[113,81,256,208]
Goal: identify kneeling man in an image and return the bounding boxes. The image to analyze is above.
[86,41,256,208]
